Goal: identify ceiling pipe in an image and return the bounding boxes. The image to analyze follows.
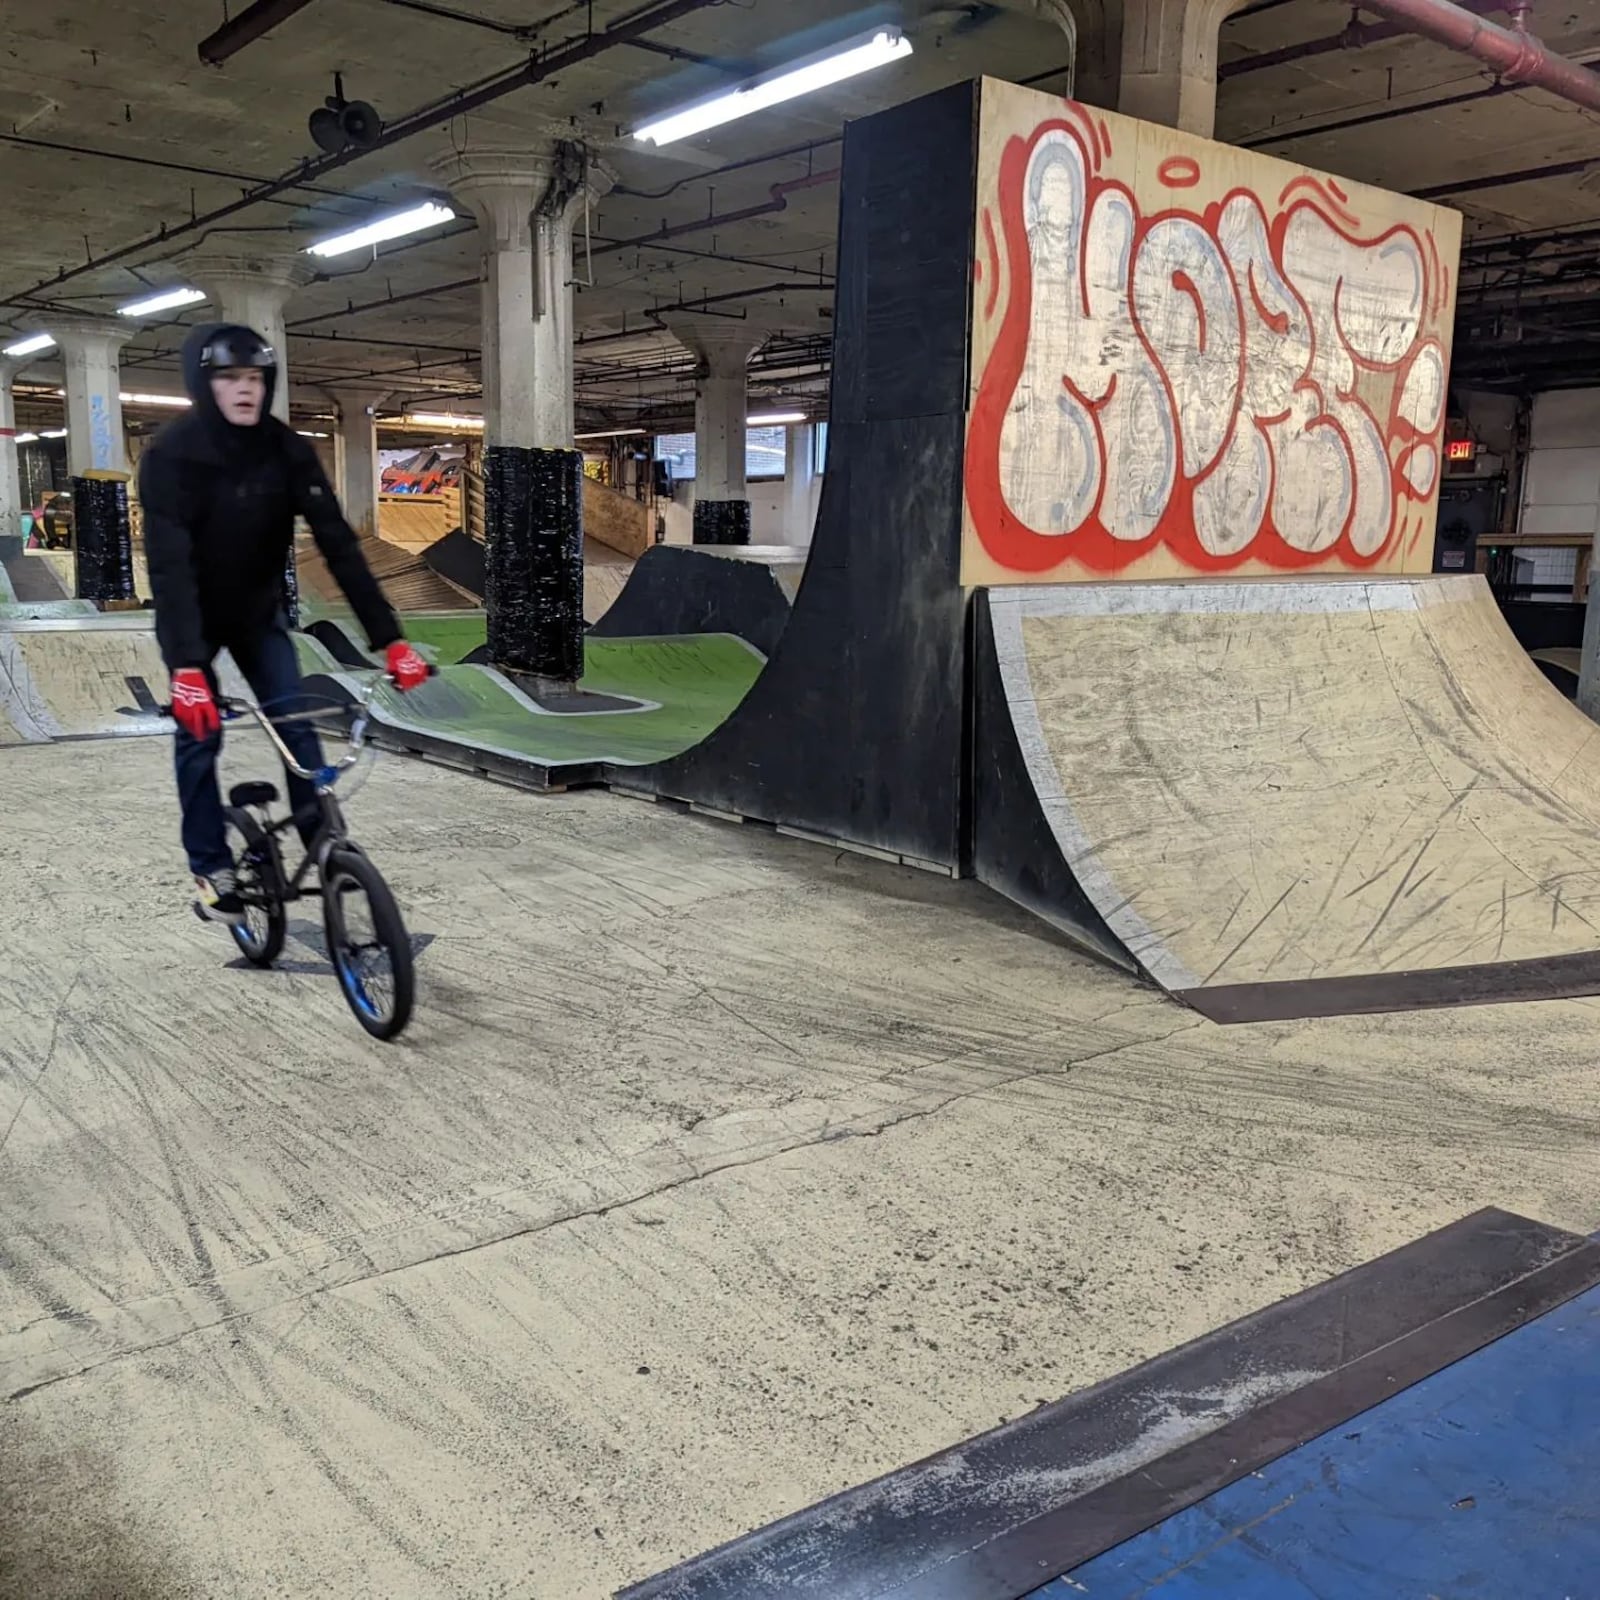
[591,169,843,261]
[1355,0,1600,113]
[6,0,722,305]
[1221,0,1507,79]
[199,0,323,65]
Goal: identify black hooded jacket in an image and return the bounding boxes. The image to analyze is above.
[140,323,400,670]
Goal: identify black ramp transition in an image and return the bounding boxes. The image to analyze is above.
[422,526,486,600]
[970,593,1136,975]
[617,1209,1600,1600]
[589,545,802,656]
[607,83,981,872]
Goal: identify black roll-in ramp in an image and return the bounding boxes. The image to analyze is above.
[618,1208,1600,1600]
[606,85,980,871]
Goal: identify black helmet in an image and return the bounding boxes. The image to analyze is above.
[198,326,277,372]
[181,321,279,424]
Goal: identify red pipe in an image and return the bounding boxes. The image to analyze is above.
[1356,0,1600,113]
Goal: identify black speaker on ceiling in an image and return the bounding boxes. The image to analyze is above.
[309,73,381,155]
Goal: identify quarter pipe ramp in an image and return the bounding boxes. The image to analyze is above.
[975,577,1600,1021]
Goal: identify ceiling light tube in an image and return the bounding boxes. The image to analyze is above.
[632,28,914,146]
[3,334,55,358]
[576,427,648,440]
[748,411,807,425]
[39,429,67,439]
[120,392,192,407]
[307,201,456,259]
[405,412,484,429]
[13,432,39,444]
[119,286,207,318]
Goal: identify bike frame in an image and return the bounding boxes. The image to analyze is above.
[219,687,377,903]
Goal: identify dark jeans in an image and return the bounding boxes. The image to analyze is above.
[176,624,325,878]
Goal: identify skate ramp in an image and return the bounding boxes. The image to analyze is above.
[419,528,635,623]
[0,615,246,741]
[975,576,1600,1021]
[295,532,477,614]
[589,545,806,656]
[293,628,765,789]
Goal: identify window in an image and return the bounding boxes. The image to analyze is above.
[654,426,795,483]
[745,425,786,481]
[655,432,696,481]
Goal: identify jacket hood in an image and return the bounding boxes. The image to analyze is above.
[181,322,279,432]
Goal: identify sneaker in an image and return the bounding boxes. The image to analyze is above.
[194,868,246,927]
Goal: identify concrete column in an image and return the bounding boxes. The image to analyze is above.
[1116,0,1240,137]
[50,317,133,476]
[1037,0,1122,108]
[0,361,27,540]
[665,317,761,545]
[178,250,316,423]
[329,387,388,540]
[431,145,615,449]
[784,423,817,546]
[431,143,615,683]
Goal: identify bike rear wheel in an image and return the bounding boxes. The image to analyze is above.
[224,809,287,967]
[322,847,414,1041]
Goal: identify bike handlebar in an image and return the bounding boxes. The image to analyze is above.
[157,665,437,784]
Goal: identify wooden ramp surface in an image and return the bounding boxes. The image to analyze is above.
[979,575,1600,1018]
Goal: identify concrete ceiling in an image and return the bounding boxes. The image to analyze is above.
[4,0,1600,432]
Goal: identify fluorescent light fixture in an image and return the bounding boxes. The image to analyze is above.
[3,333,55,358]
[576,427,647,440]
[40,429,67,439]
[120,392,191,407]
[13,432,38,444]
[307,201,457,259]
[632,28,913,146]
[297,429,331,439]
[118,286,207,318]
[405,412,484,429]
[748,411,807,425]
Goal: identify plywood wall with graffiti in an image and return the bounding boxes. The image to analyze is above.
[964,78,1462,585]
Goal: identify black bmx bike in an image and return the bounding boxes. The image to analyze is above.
[174,680,418,1041]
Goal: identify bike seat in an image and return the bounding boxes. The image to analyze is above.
[229,782,280,809]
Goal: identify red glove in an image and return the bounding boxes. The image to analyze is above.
[386,641,429,693]
[170,669,220,739]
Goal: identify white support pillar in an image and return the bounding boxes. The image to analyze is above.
[330,388,388,540]
[784,423,817,546]
[431,145,615,450]
[664,316,761,544]
[178,250,315,423]
[50,317,133,477]
[0,361,26,539]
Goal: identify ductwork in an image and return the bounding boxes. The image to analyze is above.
[1357,0,1600,115]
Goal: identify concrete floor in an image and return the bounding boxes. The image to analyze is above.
[2,734,1598,1598]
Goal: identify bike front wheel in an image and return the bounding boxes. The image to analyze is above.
[321,847,415,1041]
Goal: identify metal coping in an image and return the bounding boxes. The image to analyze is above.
[1179,948,1600,1024]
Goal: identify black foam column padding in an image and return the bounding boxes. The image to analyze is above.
[484,444,585,681]
[69,476,135,603]
[692,499,752,546]
[282,548,300,628]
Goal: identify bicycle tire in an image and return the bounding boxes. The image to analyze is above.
[322,847,415,1041]
[224,808,287,967]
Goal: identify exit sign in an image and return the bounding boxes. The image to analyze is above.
[1446,439,1476,462]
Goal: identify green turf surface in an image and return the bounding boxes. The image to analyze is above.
[296,601,488,665]
[294,627,762,769]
